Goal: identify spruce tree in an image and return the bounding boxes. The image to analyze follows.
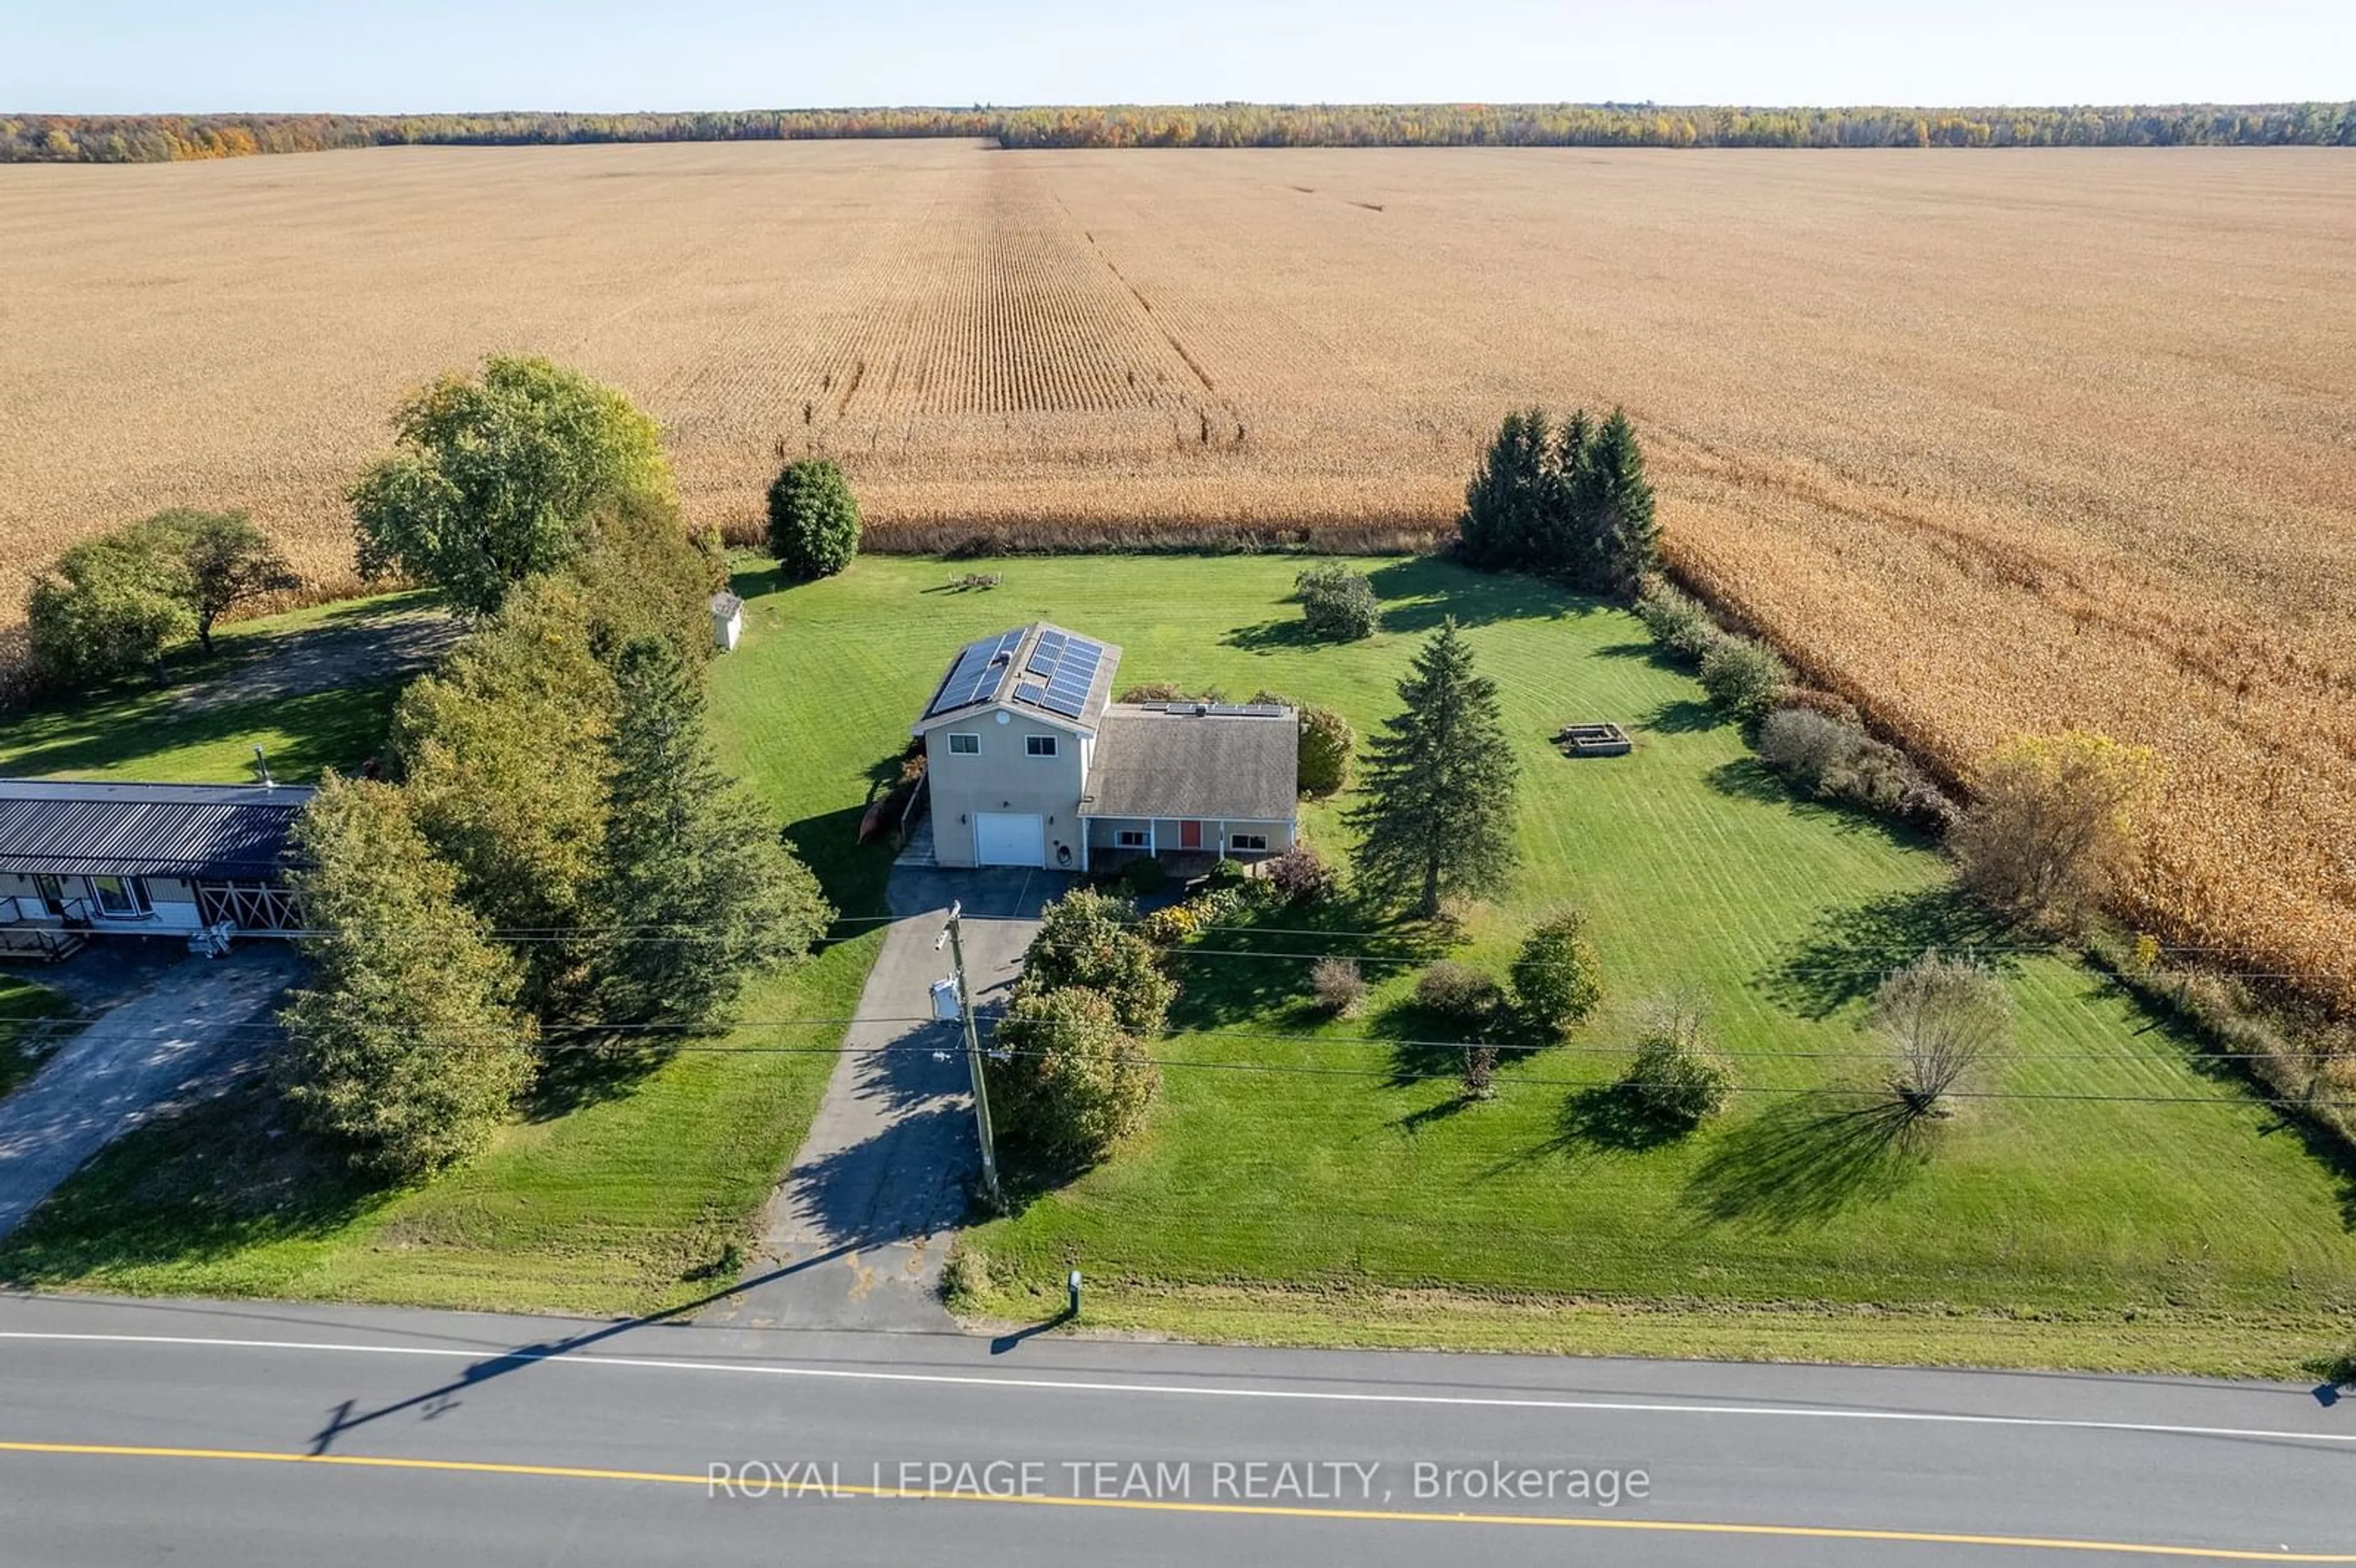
[595,636,833,1028]
[1584,407,1659,594]
[1458,409,1551,569]
[1541,407,1598,582]
[1347,619,1522,917]
[276,775,536,1178]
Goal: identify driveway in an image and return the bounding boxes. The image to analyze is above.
[0,943,302,1239]
[706,866,1068,1331]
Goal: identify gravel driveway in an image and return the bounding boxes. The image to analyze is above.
[0,944,301,1239]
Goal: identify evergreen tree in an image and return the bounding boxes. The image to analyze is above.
[390,574,618,1017]
[1347,619,1521,916]
[276,775,536,1179]
[1584,407,1659,594]
[1540,407,1598,580]
[1457,409,1551,569]
[594,635,833,1028]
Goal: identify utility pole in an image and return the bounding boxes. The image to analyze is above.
[942,901,1004,1212]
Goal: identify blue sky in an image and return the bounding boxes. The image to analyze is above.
[3,1,2349,113]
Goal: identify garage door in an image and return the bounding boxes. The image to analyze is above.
[972,812,1046,868]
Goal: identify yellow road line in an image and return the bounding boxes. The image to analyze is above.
[1,1439,2348,1562]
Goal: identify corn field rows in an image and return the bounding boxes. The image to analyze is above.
[2,139,2350,1007]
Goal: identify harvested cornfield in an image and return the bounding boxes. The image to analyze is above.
[2,140,2352,1004]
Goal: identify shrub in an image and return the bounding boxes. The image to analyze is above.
[1265,844,1339,905]
[1119,857,1168,897]
[1297,704,1355,796]
[1459,1043,1499,1100]
[988,986,1160,1163]
[1022,889,1176,1035]
[1295,564,1381,640]
[1698,636,1790,723]
[1133,905,1191,946]
[25,532,194,688]
[1951,732,2161,931]
[765,458,861,580]
[1415,961,1505,1028]
[1118,680,1187,702]
[1511,912,1605,1035]
[1310,956,1367,1018]
[1778,686,1861,726]
[1206,857,1250,891]
[1874,951,2012,1118]
[1755,707,1866,791]
[1633,575,1725,666]
[1621,991,1732,1129]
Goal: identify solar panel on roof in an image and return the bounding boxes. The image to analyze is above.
[926,628,1023,718]
[1025,630,1067,675]
[1015,681,1048,704]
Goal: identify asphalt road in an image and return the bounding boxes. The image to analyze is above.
[0,1294,2349,1566]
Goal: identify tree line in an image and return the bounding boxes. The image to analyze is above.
[280,356,830,1178]
[10,99,2354,163]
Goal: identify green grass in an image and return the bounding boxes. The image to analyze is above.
[0,592,438,784]
[8,553,2352,1369]
[0,934,870,1315]
[0,577,869,1317]
[709,554,2355,1372]
[0,976,71,1101]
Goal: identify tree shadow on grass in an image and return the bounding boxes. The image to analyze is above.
[1559,1083,1694,1153]
[0,1082,388,1288]
[1639,697,1722,735]
[1364,558,1591,635]
[1765,885,2022,1020]
[1682,1096,1936,1229]
[525,1031,688,1121]
[783,801,895,926]
[1222,617,1322,653]
[1704,757,1793,805]
[1161,897,1443,1033]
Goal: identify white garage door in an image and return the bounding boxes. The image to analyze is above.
[972,812,1046,868]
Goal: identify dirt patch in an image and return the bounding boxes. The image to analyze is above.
[172,604,460,715]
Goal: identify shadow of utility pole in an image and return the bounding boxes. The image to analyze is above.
[306,1241,868,1455]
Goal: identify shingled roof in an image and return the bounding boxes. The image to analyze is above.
[0,779,316,880]
[1079,704,1298,822]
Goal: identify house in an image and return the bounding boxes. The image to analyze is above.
[0,778,315,958]
[912,622,1298,870]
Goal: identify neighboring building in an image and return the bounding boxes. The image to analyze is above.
[912,622,1298,870]
[709,591,744,653]
[0,779,315,956]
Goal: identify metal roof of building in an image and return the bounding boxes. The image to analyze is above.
[0,779,317,880]
[915,622,1123,733]
[1079,704,1298,823]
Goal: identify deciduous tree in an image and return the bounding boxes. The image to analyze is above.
[351,356,672,612]
[1952,732,2160,930]
[765,459,861,580]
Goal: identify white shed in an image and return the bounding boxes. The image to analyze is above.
[709,592,745,653]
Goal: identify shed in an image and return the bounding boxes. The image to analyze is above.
[709,592,745,653]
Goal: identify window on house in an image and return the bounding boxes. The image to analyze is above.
[1115,829,1149,848]
[1230,833,1269,852]
[91,875,153,918]
[947,732,980,755]
[1026,735,1058,758]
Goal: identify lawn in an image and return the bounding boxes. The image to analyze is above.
[0,591,441,785]
[0,975,71,1101]
[0,580,872,1316]
[4,554,2351,1371]
[717,554,2356,1374]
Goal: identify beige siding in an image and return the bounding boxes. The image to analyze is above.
[924,710,1089,867]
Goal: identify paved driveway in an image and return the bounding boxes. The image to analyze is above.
[0,944,302,1239]
[706,866,1067,1331]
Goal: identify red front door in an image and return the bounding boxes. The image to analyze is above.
[1179,820,1203,850]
